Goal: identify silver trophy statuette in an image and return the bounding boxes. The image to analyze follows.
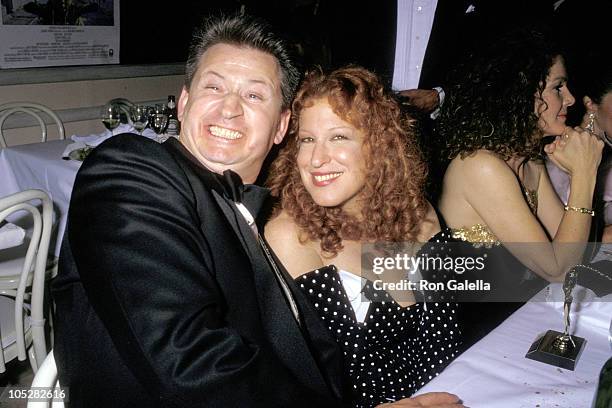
[552,269,578,352]
[526,268,586,371]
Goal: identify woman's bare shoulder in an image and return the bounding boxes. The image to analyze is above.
[265,210,298,238]
[265,211,323,277]
[448,150,514,181]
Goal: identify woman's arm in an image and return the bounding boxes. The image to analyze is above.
[535,162,565,238]
[603,225,612,243]
[460,135,601,281]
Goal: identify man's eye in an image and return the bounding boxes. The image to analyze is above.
[206,85,220,91]
[247,93,262,100]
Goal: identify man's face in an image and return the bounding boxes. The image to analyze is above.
[178,43,290,183]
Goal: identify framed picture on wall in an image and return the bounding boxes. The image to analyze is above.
[0,0,119,68]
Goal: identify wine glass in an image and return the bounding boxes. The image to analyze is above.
[100,103,121,135]
[150,104,169,135]
[151,115,169,140]
[130,105,149,135]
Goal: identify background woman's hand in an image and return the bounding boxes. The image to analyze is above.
[545,126,604,176]
[375,392,465,407]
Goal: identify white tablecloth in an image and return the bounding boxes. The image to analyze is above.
[415,284,612,407]
[0,139,79,257]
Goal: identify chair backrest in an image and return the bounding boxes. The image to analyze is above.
[0,189,53,368]
[0,102,65,148]
[27,349,65,408]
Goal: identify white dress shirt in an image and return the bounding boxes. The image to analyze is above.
[392,0,438,91]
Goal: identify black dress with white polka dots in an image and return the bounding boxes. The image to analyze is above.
[296,229,461,408]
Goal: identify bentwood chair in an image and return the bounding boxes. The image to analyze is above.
[0,189,52,373]
[0,102,65,148]
[26,349,65,408]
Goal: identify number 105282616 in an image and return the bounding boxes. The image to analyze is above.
[0,386,68,402]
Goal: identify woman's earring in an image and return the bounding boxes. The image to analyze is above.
[585,112,596,133]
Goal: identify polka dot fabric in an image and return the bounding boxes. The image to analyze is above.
[297,229,461,407]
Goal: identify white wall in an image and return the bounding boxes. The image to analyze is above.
[0,66,184,145]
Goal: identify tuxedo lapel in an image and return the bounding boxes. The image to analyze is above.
[210,192,342,399]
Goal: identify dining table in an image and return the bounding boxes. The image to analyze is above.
[414,283,612,408]
[0,127,163,258]
[0,139,80,257]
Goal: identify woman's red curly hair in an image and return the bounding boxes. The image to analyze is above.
[266,66,429,257]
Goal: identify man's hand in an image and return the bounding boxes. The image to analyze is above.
[397,89,440,113]
[375,392,465,407]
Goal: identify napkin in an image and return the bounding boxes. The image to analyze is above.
[61,141,88,160]
[62,124,158,159]
[0,222,26,250]
[71,124,157,147]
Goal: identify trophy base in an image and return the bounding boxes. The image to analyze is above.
[525,330,586,371]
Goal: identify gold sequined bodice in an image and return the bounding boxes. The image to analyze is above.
[523,188,538,216]
[451,224,500,247]
[451,188,538,247]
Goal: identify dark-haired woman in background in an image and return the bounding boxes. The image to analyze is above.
[266,66,464,408]
[435,30,604,347]
[547,61,612,243]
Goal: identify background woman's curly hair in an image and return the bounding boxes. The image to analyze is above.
[435,29,562,161]
[266,66,429,257]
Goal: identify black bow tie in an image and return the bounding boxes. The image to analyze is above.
[217,169,270,218]
[222,169,245,203]
[166,138,271,217]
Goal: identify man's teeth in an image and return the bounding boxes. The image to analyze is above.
[209,125,243,139]
[314,172,343,182]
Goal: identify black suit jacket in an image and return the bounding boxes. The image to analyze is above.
[52,135,345,407]
[324,0,552,89]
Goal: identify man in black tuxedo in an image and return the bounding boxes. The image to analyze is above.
[323,0,553,113]
[52,14,345,408]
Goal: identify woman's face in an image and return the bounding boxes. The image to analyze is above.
[296,98,367,214]
[535,56,575,136]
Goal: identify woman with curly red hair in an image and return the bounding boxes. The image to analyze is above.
[265,66,463,408]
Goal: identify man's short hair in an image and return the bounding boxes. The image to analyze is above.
[185,14,299,110]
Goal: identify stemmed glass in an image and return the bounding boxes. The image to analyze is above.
[150,104,169,135]
[130,105,149,135]
[100,103,121,135]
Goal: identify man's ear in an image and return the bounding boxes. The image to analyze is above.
[274,109,291,145]
[178,86,189,121]
[583,95,597,112]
